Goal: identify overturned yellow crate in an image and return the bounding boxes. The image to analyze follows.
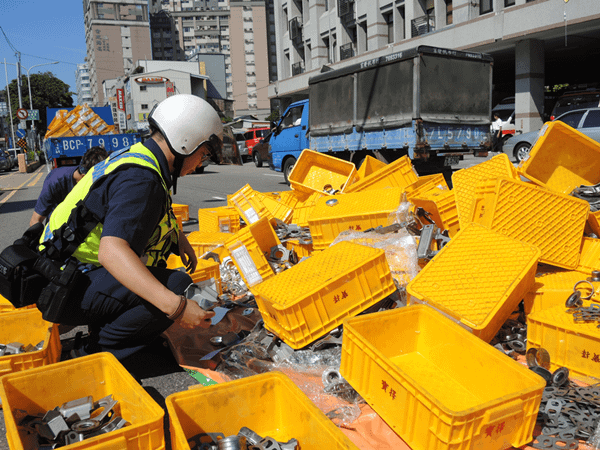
[0,309,61,379]
[578,236,600,276]
[0,352,165,450]
[251,240,395,349]
[289,149,358,195]
[407,223,540,342]
[166,372,359,450]
[186,231,233,261]
[356,155,387,179]
[404,173,448,203]
[225,216,280,287]
[345,155,418,193]
[523,268,597,315]
[166,254,222,293]
[528,303,600,383]
[171,203,189,222]
[471,177,589,269]
[290,191,322,227]
[308,187,404,251]
[518,120,600,194]
[409,186,460,237]
[452,153,518,229]
[197,206,241,233]
[229,184,292,225]
[341,305,545,450]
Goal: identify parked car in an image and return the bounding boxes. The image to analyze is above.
[244,127,270,162]
[550,89,600,121]
[502,107,600,163]
[7,148,20,169]
[0,151,11,172]
[252,131,272,168]
[235,132,249,162]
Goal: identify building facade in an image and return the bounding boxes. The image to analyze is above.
[83,0,152,106]
[75,63,94,105]
[148,0,274,119]
[270,0,600,134]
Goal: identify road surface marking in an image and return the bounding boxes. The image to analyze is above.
[0,171,40,207]
[28,171,44,187]
[212,196,226,200]
[263,173,284,178]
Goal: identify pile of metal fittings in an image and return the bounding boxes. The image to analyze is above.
[491,314,528,358]
[528,347,600,449]
[188,426,298,450]
[0,340,44,356]
[16,394,128,448]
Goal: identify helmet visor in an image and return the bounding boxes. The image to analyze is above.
[200,133,223,164]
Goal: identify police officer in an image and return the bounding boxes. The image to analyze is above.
[38,94,220,360]
[29,146,109,226]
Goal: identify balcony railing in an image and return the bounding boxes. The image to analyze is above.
[411,14,435,37]
[289,16,302,42]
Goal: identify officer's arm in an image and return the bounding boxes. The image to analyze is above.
[98,235,214,329]
[29,211,47,227]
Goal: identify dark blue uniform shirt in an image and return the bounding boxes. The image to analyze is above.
[82,139,173,257]
[34,166,78,217]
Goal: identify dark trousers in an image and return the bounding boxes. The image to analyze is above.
[58,266,192,361]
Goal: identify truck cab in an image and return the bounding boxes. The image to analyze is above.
[268,100,309,181]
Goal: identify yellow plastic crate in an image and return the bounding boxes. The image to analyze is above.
[290,192,322,227]
[452,153,518,229]
[283,238,313,259]
[166,255,222,293]
[166,372,359,450]
[0,295,36,314]
[578,236,600,276]
[518,120,600,194]
[344,155,418,193]
[225,217,280,287]
[527,303,600,383]
[407,223,540,342]
[307,187,404,251]
[340,305,545,450]
[471,177,589,269]
[172,203,189,221]
[409,187,460,237]
[229,184,292,225]
[404,173,448,203]
[187,231,233,259]
[289,149,359,195]
[197,206,241,233]
[587,210,600,237]
[0,309,61,379]
[356,155,387,179]
[523,268,597,315]
[0,352,165,450]
[251,241,395,349]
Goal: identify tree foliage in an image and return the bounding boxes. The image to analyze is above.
[4,71,74,135]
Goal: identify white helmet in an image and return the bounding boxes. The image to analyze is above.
[148,94,223,161]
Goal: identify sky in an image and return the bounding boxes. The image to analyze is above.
[1,0,87,101]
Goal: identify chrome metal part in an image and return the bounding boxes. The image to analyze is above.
[90,415,128,435]
[526,347,551,369]
[552,367,570,387]
[268,342,294,364]
[217,435,247,450]
[37,408,70,441]
[322,368,343,388]
[92,394,118,424]
[590,270,600,283]
[238,427,263,446]
[59,396,93,421]
[249,437,282,450]
[279,439,299,450]
[64,430,85,445]
[573,280,595,299]
[5,342,24,354]
[71,418,103,434]
[565,291,583,309]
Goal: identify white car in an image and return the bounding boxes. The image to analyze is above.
[502,107,600,163]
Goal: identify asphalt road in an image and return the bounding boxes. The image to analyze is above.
[0,153,495,449]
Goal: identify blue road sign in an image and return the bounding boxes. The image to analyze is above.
[15,129,26,138]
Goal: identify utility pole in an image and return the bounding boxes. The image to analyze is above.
[3,58,16,150]
[15,51,25,131]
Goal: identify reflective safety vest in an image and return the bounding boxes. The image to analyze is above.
[40,142,179,268]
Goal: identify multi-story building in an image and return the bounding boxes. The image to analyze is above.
[83,0,152,106]
[148,0,273,119]
[75,62,94,105]
[270,0,600,134]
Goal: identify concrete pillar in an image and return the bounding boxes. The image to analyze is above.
[515,39,545,133]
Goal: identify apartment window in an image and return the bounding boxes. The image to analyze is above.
[504,0,515,5]
[141,104,149,110]
[445,0,453,25]
[140,86,147,91]
[383,13,393,44]
[480,0,493,14]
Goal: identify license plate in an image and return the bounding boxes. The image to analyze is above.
[444,155,460,166]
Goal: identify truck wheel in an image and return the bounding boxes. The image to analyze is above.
[514,143,531,163]
[283,157,296,185]
[254,151,263,168]
[195,165,205,174]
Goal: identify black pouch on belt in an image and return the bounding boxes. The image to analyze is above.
[35,258,83,323]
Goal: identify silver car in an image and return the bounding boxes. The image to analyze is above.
[503,108,600,163]
[0,151,11,172]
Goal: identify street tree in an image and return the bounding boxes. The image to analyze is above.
[5,71,74,135]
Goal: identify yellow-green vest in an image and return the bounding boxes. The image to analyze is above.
[40,143,179,267]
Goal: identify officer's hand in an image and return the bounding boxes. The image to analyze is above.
[179,232,198,274]
[177,299,214,329]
